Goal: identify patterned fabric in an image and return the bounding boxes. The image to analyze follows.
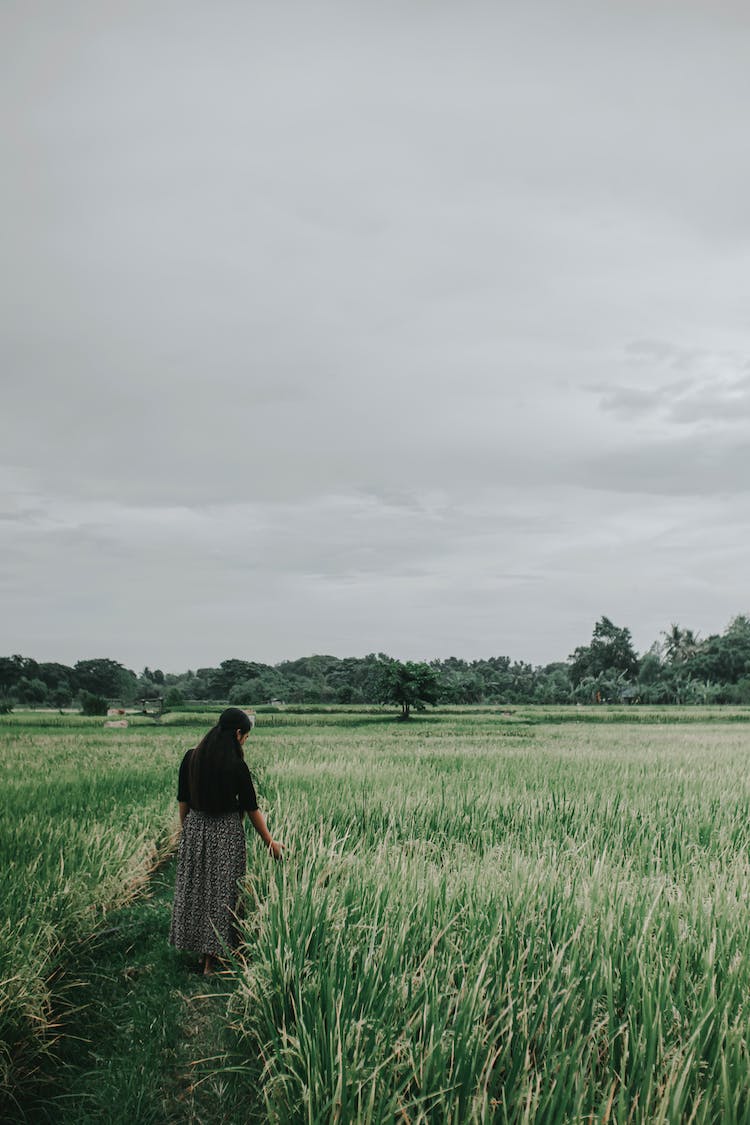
[169,810,246,957]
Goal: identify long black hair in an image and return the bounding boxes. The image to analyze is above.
[188,707,254,813]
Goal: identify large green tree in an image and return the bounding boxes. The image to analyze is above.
[690,615,750,686]
[74,659,137,702]
[376,659,440,720]
[206,659,271,698]
[0,656,38,692]
[569,617,639,696]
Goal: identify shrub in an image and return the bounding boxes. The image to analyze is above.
[79,691,108,717]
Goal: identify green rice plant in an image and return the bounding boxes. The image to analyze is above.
[221,717,750,1123]
[6,709,750,1121]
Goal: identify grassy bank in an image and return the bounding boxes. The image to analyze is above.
[0,721,197,1101]
[13,858,261,1124]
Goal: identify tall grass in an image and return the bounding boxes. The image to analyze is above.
[0,721,200,1095]
[4,711,750,1121]
[227,719,750,1122]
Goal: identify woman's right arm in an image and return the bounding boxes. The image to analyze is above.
[178,801,190,826]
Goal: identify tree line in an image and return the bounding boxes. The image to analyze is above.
[2,614,750,713]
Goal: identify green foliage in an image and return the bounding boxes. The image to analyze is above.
[163,686,184,709]
[376,658,440,718]
[569,616,639,689]
[206,659,270,698]
[229,670,287,706]
[638,649,662,686]
[37,662,76,705]
[0,656,38,692]
[662,623,699,664]
[79,690,108,716]
[15,677,48,706]
[75,659,137,703]
[533,663,572,704]
[690,616,750,685]
[3,611,750,712]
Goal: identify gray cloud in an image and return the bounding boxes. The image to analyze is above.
[2,1,750,667]
[572,433,750,497]
[595,343,750,426]
[598,379,750,426]
[596,384,690,421]
[668,376,750,425]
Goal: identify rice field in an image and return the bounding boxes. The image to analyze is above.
[3,709,750,1121]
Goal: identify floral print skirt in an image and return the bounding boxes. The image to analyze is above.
[169,810,246,957]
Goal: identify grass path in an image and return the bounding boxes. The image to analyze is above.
[11,859,262,1124]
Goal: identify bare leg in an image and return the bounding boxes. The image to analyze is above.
[203,953,217,976]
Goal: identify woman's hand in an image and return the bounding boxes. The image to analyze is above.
[248,810,284,859]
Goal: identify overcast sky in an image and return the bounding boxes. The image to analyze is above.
[2,1,749,672]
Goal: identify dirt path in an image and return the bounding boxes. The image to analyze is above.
[11,859,262,1124]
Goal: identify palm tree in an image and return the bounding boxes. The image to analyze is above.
[663,624,698,664]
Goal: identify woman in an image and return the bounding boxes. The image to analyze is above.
[169,707,283,975]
